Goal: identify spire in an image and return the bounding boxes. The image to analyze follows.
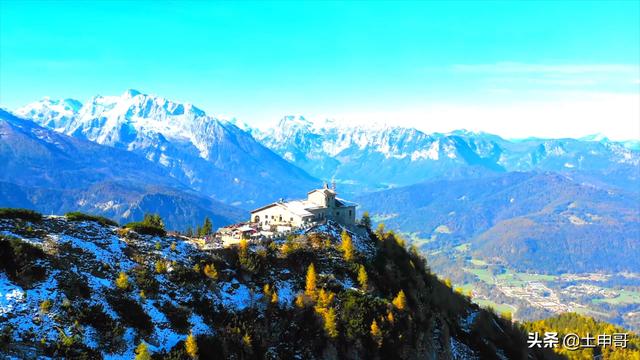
[323,181,328,189]
[331,180,336,191]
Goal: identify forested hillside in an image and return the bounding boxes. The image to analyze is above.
[0,208,563,359]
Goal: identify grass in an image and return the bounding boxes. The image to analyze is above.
[463,267,494,284]
[401,232,434,247]
[592,290,640,305]
[474,299,517,314]
[454,243,470,252]
[470,258,488,266]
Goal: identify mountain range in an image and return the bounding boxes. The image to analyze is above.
[0,109,242,230]
[16,90,318,209]
[255,115,639,195]
[355,171,640,273]
[3,90,639,272]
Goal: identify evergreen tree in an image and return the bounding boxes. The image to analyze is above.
[340,230,355,262]
[305,263,317,299]
[360,211,372,229]
[357,264,368,291]
[185,331,198,358]
[143,213,164,229]
[135,341,151,360]
[202,217,212,236]
[186,227,194,238]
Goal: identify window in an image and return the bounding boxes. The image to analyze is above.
[348,210,352,216]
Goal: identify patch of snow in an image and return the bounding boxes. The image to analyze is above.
[450,337,479,360]
[220,279,253,311]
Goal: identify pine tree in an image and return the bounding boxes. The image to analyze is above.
[115,271,129,290]
[295,294,306,308]
[135,341,151,360]
[186,227,194,238]
[202,217,212,236]
[357,264,368,291]
[143,213,164,229]
[444,278,452,288]
[360,211,372,229]
[185,332,198,359]
[305,263,317,299]
[271,291,279,304]
[392,290,407,310]
[170,242,177,252]
[370,319,383,347]
[340,230,355,262]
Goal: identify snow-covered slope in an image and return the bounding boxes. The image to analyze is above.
[17,91,318,208]
[0,214,556,359]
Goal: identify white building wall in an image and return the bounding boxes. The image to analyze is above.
[251,205,305,228]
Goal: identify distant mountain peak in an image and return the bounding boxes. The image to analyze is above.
[121,88,142,98]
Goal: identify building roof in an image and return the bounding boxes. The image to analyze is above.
[251,187,357,216]
[335,198,358,208]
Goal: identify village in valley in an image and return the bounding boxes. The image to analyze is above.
[190,183,360,249]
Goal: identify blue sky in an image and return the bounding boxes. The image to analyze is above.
[1,1,639,139]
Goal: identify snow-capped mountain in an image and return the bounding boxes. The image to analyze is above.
[255,116,640,194]
[0,109,243,229]
[16,91,318,208]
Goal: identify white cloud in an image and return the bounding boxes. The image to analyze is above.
[452,62,638,75]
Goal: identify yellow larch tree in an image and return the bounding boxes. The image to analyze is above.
[323,307,338,338]
[305,263,317,299]
[392,290,407,310]
[357,264,368,291]
[370,319,383,347]
[340,230,355,261]
[203,264,218,280]
[185,331,198,359]
[115,271,129,290]
[135,341,151,360]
